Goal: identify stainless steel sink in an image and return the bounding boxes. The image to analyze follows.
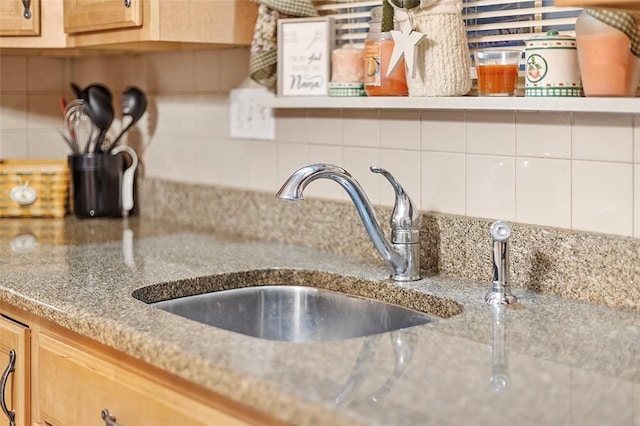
[151,285,436,342]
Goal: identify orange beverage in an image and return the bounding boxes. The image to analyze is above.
[364,35,408,96]
[475,49,522,96]
[477,64,519,96]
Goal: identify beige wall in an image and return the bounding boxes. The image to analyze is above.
[1,49,639,239]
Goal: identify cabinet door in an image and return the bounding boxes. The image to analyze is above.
[63,0,142,34]
[37,332,250,426]
[0,315,29,426]
[0,0,40,36]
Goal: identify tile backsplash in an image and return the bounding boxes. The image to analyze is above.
[1,49,639,239]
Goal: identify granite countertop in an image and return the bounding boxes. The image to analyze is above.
[1,217,639,425]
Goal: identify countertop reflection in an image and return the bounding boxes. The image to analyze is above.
[1,217,639,426]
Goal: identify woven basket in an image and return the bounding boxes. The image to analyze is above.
[0,159,70,218]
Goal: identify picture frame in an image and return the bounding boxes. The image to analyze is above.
[277,17,334,97]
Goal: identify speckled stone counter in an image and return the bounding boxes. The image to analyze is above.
[140,178,640,311]
[1,217,638,425]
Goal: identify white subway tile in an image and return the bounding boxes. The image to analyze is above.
[153,95,203,136]
[277,141,308,183]
[634,115,640,164]
[0,131,28,157]
[516,111,571,158]
[307,109,342,145]
[380,149,420,208]
[275,109,308,143]
[27,57,64,92]
[109,55,149,94]
[247,140,278,192]
[635,165,640,238]
[421,110,465,153]
[27,129,69,158]
[342,109,379,148]
[142,134,179,180]
[0,95,27,130]
[71,57,112,88]
[147,52,195,94]
[194,50,221,93]
[516,157,571,228]
[27,95,61,130]
[219,138,251,189]
[305,144,346,201]
[343,147,381,205]
[572,160,633,236]
[421,151,465,215]
[379,110,420,150]
[466,110,516,156]
[466,154,515,221]
[0,57,27,92]
[218,48,250,91]
[572,113,633,162]
[193,137,224,185]
[189,94,228,137]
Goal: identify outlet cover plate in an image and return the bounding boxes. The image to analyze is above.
[230,88,275,140]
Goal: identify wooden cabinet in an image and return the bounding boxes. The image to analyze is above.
[0,0,66,50]
[37,331,252,426]
[63,0,142,34]
[0,304,279,426]
[0,0,40,36]
[63,0,257,51]
[0,315,30,426]
[1,0,257,52]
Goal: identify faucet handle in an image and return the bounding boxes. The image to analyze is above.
[370,167,406,196]
[370,167,419,243]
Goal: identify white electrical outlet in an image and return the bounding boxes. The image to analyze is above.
[230,88,275,140]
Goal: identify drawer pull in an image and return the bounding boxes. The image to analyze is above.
[0,349,16,426]
[124,0,131,7]
[101,409,123,426]
[21,0,31,19]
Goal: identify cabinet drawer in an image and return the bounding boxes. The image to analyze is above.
[0,315,29,426]
[37,332,248,426]
[63,0,142,34]
[0,0,40,36]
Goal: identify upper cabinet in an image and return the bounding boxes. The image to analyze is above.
[0,0,67,49]
[0,0,41,36]
[0,0,257,53]
[63,0,143,34]
[64,0,258,50]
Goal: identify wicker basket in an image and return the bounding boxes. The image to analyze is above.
[0,159,70,218]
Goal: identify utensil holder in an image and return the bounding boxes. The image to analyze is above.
[68,147,137,218]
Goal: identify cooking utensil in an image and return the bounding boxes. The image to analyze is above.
[86,85,115,153]
[110,145,138,213]
[107,86,147,153]
[70,82,83,99]
[57,129,79,154]
[64,99,93,154]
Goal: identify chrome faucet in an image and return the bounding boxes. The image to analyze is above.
[276,164,420,281]
[485,220,518,305]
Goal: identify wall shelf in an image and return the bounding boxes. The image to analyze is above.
[266,96,640,114]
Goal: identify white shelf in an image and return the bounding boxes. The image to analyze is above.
[266,96,640,114]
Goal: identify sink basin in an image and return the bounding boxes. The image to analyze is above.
[151,285,436,342]
[133,269,463,343]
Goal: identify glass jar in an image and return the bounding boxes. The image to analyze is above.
[363,8,408,96]
[575,10,640,97]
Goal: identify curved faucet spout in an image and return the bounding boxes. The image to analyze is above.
[276,164,420,281]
